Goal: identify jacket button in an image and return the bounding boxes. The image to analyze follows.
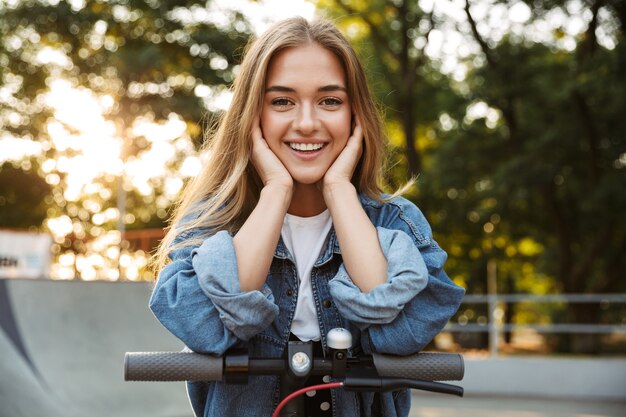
[286,289,294,297]
[322,300,332,308]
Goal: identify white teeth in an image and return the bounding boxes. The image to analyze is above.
[290,143,324,151]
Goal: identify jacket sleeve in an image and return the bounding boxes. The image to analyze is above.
[328,226,428,327]
[361,237,464,355]
[149,230,279,355]
[330,197,465,355]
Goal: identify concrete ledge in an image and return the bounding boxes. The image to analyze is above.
[461,356,626,401]
[2,278,625,417]
[0,279,191,417]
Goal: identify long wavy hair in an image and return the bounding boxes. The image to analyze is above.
[153,17,410,272]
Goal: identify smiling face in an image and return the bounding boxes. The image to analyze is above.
[260,43,352,188]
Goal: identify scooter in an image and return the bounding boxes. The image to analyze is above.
[125,328,464,417]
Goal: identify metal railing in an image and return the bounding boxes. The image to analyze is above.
[444,293,626,356]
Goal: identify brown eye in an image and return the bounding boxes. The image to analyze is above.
[320,97,342,106]
[271,98,293,107]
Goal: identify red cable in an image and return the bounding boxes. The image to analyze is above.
[271,382,343,417]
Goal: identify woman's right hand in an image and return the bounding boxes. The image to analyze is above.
[235,119,293,292]
[250,120,293,191]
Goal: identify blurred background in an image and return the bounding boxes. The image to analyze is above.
[0,0,625,416]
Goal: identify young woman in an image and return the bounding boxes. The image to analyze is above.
[151,17,464,417]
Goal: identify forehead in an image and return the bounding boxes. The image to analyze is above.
[265,43,346,88]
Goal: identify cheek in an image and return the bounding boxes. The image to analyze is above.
[260,112,279,146]
[331,111,352,143]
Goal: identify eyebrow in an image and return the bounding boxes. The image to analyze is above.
[265,84,347,93]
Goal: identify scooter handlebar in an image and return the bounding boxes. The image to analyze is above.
[124,351,463,382]
[372,352,464,381]
[125,351,223,382]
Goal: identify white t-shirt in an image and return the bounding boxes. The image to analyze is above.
[281,209,333,342]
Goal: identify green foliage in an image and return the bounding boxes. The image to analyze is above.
[315,0,469,179]
[318,0,625,352]
[0,162,52,228]
[0,0,250,143]
[0,0,252,279]
[432,28,626,295]
[1,0,624,346]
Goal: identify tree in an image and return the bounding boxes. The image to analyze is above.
[0,162,52,229]
[451,0,626,352]
[0,0,252,279]
[317,0,626,353]
[315,0,466,181]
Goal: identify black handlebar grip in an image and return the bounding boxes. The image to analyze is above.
[124,352,223,382]
[372,352,464,381]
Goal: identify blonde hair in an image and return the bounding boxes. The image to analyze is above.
[153,17,410,272]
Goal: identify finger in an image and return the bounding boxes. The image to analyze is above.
[347,117,363,147]
[352,115,362,135]
[251,122,263,143]
[250,111,265,139]
[345,124,364,156]
[351,123,363,143]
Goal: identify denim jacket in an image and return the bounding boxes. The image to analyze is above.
[149,194,464,417]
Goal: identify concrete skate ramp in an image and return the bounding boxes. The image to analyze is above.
[0,278,192,417]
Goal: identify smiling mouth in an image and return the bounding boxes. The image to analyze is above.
[288,143,325,152]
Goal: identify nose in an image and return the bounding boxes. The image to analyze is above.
[292,103,318,134]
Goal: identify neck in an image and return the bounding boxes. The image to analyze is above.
[288,183,326,217]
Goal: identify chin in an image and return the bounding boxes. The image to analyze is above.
[292,174,325,186]
[286,168,325,186]
[294,179,323,186]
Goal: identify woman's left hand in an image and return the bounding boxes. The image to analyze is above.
[321,118,388,293]
[322,118,363,192]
